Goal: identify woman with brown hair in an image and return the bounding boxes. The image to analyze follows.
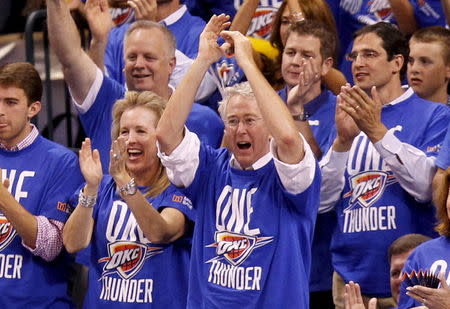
[63,91,194,308]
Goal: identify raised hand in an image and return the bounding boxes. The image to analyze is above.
[220,30,254,68]
[288,57,321,103]
[197,14,231,65]
[344,281,377,309]
[79,138,103,191]
[334,86,361,151]
[128,0,157,21]
[85,0,114,41]
[109,137,130,184]
[338,85,387,143]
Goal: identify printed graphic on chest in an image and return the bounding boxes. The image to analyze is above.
[0,216,16,251]
[207,231,272,266]
[99,241,164,280]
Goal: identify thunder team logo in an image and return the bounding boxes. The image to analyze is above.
[367,0,393,20]
[0,215,17,251]
[344,171,396,209]
[206,231,273,266]
[98,241,164,280]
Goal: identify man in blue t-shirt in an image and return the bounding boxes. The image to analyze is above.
[157,15,320,308]
[279,20,337,308]
[320,22,450,309]
[48,0,224,172]
[0,62,83,307]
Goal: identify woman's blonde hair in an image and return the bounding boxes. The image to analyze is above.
[111,91,170,197]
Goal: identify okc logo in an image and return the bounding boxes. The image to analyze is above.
[206,231,273,266]
[367,0,392,19]
[99,241,164,280]
[248,8,278,38]
[0,215,17,251]
[345,171,396,208]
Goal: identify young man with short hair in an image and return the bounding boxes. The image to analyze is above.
[279,20,337,308]
[0,62,82,307]
[407,26,450,105]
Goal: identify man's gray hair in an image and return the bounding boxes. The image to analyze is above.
[218,81,255,121]
[124,20,177,57]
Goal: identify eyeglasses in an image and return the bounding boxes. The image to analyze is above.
[345,50,381,62]
[226,117,262,128]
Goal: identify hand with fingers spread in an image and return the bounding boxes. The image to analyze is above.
[344,281,377,309]
[109,137,132,186]
[85,0,114,42]
[220,30,255,68]
[338,85,388,143]
[197,14,231,65]
[289,57,321,103]
[406,274,450,309]
[79,138,103,194]
[128,0,157,21]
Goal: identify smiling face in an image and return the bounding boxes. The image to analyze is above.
[407,39,450,101]
[223,95,270,169]
[351,33,402,92]
[118,106,160,180]
[124,28,175,97]
[0,86,40,148]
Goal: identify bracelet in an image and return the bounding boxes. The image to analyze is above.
[119,178,137,196]
[78,189,97,208]
[290,11,305,22]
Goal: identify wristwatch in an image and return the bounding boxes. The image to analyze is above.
[119,178,137,196]
[292,113,309,122]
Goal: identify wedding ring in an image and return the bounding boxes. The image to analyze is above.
[355,105,360,109]
[113,153,119,160]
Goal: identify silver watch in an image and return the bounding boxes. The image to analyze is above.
[119,178,137,196]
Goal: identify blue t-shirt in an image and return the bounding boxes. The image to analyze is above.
[436,122,450,170]
[279,87,337,292]
[183,143,321,308]
[105,9,205,86]
[184,0,283,39]
[398,236,450,309]
[331,93,450,297]
[79,176,194,308]
[0,135,83,308]
[79,75,224,172]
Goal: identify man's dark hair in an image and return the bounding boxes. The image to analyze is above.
[0,62,42,105]
[354,22,409,78]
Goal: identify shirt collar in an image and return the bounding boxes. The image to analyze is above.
[229,152,273,170]
[0,124,39,152]
[161,4,186,26]
[384,86,414,107]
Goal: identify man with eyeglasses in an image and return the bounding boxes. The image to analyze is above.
[319,22,450,309]
[157,15,321,308]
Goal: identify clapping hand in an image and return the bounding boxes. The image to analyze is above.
[79,138,103,193]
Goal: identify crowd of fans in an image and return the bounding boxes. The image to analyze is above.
[0,0,449,308]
